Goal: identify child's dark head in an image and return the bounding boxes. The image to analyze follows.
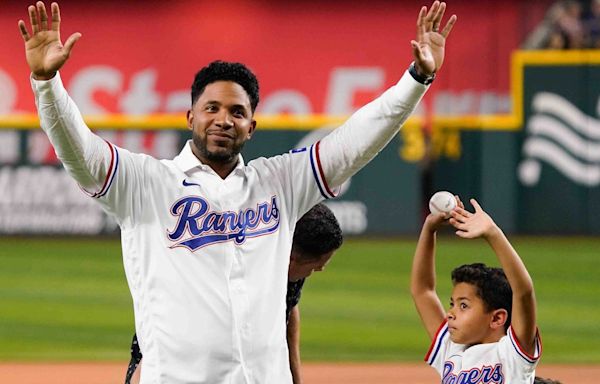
[451,263,512,331]
[288,203,343,282]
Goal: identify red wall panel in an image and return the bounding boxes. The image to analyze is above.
[0,0,552,116]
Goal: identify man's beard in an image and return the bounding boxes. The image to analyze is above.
[192,130,246,163]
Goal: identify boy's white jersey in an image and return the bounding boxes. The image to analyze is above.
[426,321,542,384]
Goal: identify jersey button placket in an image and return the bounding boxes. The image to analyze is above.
[230,247,251,379]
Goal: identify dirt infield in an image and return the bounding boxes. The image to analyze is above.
[1,362,598,383]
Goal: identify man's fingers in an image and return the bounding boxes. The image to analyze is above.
[416,6,426,41]
[63,32,82,56]
[51,2,60,31]
[441,14,457,38]
[37,1,49,31]
[425,1,439,30]
[411,40,423,60]
[425,1,439,21]
[18,20,31,41]
[432,2,446,32]
[28,5,39,34]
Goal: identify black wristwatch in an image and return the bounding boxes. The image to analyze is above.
[408,62,435,85]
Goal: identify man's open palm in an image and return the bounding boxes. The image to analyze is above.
[411,1,457,76]
[18,1,81,80]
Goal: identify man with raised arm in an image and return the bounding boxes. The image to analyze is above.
[19,2,456,383]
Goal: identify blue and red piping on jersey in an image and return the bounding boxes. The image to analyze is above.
[90,140,119,198]
[425,320,448,365]
[309,141,337,199]
[508,326,542,364]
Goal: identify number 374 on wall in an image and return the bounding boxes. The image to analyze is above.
[399,124,462,163]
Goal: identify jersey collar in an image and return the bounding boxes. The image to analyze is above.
[174,140,246,175]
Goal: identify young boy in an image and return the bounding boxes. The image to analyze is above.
[411,197,542,383]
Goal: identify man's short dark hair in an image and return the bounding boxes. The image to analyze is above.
[292,203,343,261]
[191,60,260,112]
[451,263,513,331]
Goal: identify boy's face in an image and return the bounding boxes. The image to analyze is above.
[446,282,496,345]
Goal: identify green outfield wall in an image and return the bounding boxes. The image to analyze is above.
[0,128,422,236]
[432,51,600,234]
[516,62,600,234]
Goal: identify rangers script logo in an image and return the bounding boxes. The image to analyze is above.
[167,196,280,251]
[442,362,504,384]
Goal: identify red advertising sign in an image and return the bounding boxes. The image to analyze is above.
[1,0,551,117]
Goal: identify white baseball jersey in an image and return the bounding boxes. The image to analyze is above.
[31,70,427,384]
[426,320,542,384]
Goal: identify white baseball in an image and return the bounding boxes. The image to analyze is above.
[429,191,456,217]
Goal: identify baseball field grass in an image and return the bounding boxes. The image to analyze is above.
[1,235,599,363]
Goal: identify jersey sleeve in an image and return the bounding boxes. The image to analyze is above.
[499,325,542,378]
[31,72,113,194]
[82,144,151,227]
[318,68,428,189]
[289,143,338,214]
[256,144,338,223]
[31,72,146,227]
[424,320,459,376]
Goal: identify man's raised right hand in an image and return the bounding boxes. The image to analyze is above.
[18,1,81,80]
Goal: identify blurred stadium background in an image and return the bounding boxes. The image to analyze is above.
[1,0,599,381]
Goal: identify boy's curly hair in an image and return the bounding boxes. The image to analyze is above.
[451,263,512,331]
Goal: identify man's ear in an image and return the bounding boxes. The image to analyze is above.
[490,309,508,330]
[186,109,193,131]
[247,119,257,139]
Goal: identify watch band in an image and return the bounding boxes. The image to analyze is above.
[409,62,435,85]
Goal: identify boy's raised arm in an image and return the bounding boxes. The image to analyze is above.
[411,213,447,340]
[450,199,538,355]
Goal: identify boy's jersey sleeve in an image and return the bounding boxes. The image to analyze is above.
[424,320,455,375]
[498,326,542,379]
